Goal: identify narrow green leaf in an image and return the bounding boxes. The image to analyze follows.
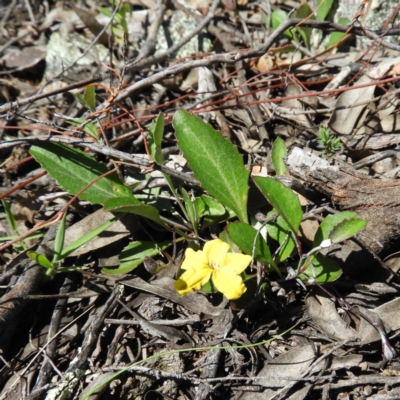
[148,113,165,163]
[271,138,287,175]
[98,6,112,17]
[60,214,123,259]
[2,199,18,234]
[104,197,163,225]
[266,210,296,263]
[84,85,96,110]
[227,222,277,270]
[53,212,67,263]
[27,251,53,269]
[180,187,198,234]
[103,240,173,274]
[329,218,367,244]
[253,176,303,234]
[316,0,334,21]
[29,142,133,205]
[299,253,342,283]
[313,211,357,247]
[174,110,249,223]
[295,4,314,48]
[83,122,100,140]
[76,93,88,108]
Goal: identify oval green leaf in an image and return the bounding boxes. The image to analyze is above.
[227,222,276,269]
[253,176,303,234]
[174,110,249,223]
[27,251,53,269]
[29,142,133,205]
[271,137,287,175]
[316,0,334,21]
[313,211,357,247]
[329,218,367,244]
[299,253,342,283]
[84,85,96,110]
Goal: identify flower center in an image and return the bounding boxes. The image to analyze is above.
[210,262,220,271]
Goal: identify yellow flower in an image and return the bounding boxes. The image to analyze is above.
[174,239,252,300]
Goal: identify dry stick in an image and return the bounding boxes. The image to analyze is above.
[269,340,350,400]
[0,304,96,400]
[0,170,46,200]
[51,0,123,80]
[41,286,122,400]
[316,283,397,361]
[0,136,203,188]
[129,0,166,64]
[126,0,220,71]
[0,167,119,252]
[104,19,400,108]
[0,75,103,114]
[0,19,398,117]
[32,276,74,390]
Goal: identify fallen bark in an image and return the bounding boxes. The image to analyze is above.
[286,147,400,256]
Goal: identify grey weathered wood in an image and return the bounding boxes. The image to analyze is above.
[286,147,400,255]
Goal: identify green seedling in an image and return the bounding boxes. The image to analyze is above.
[27,212,123,278]
[98,1,132,41]
[1,199,25,251]
[318,125,341,156]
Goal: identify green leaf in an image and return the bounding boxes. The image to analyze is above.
[329,218,367,244]
[2,199,18,235]
[148,113,165,164]
[104,197,163,225]
[60,214,123,259]
[29,142,133,205]
[174,110,249,224]
[219,230,240,253]
[84,85,96,110]
[68,118,99,140]
[299,253,342,283]
[253,176,303,234]
[227,222,277,270]
[53,212,67,263]
[313,211,357,246]
[316,0,334,21]
[327,18,350,47]
[27,251,53,270]
[76,93,88,108]
[195,195,227,230]
[82,122,100,141]
[195,195,225,218]
[271,138,287,175]
[104,240,172,274]
[266,210,296,263]
[181,187,198,234]
[295,4,314,48]
[271,9,292,38]
[98,6,112,17]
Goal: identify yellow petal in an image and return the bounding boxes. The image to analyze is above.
[222,253,252,274]
[204,239,230,266]
[180,247,208,271]
[212,269,247,300]
[174,264,212,296]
